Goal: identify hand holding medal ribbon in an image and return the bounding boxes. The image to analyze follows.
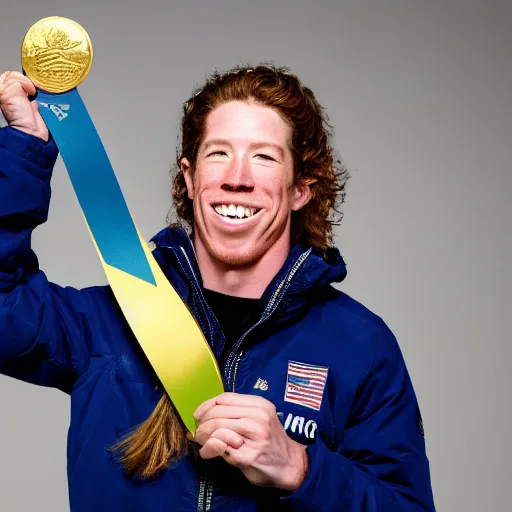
[20,16,224,434]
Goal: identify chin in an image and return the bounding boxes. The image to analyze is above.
[209,241,265,268]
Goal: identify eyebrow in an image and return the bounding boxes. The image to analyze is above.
[203,139,286,159]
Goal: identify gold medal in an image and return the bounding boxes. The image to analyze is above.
[21,16,93,93]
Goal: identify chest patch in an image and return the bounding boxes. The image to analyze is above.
[284,360,329,411]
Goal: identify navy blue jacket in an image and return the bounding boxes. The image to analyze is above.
[0,126,436,511]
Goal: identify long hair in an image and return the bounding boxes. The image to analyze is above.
[113,64,349,479]
[173,64,348,250]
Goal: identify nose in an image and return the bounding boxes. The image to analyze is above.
[221,155,254,192]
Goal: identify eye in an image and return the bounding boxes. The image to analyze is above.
[207,151,227,157]
[255,154,275,161]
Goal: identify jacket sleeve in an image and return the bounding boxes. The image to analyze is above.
[281,324,436,511]
[0,126,91,393]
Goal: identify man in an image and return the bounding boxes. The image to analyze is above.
[0,66,436,511]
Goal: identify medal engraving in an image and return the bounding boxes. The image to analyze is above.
[21,16,93,93]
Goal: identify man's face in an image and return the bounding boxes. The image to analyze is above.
[181,100,310,268]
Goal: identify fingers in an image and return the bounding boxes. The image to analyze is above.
[0,70,48,141]
[198,427,244,460]
[194,392,276,422]
[193,396,218,422]
[31,100,49,142]
[221,444,255,469]
[199,436,228,460]
[215,393,276,411]
[31,100,40,115]
[194,393,279,449]
[195,417,261,443]
[195,426,244,449]
[0,71,36,97]
[193,393,281,466]
[198,404,269,424]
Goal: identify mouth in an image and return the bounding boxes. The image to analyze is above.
[211,203,262,220]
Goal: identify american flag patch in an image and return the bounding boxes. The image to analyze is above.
[284,361,329,411]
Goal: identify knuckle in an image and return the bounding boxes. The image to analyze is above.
[203,438,215,450]
[210,428,225,441]
[240,417,252,432]
[259,409,274,427]
[204,419,219,436]
[257,395,275,411]
[194,429,203,441]
[260,427,271,442]
[195,424,208,439]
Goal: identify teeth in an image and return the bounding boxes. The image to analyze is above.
[214,204,258,219]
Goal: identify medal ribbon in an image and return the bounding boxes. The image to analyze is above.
[37,89,224,433]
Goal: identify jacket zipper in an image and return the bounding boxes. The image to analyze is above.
[200,249,311,511]
[226,249,312,391]
[158,243,311,512]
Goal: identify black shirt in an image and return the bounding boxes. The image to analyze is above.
[202,288,260,357]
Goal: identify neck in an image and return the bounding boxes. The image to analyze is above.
[193,237,290,299]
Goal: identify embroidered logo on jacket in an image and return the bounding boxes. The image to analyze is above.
[284,360,328,411]
[253,378,269,391]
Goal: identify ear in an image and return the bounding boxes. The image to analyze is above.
[180,158,195,200]
[291,179,315,211]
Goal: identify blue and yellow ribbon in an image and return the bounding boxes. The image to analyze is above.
[37,88,224,433]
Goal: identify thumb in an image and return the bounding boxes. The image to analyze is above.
[30,99,39,115]
[31,100,49,142]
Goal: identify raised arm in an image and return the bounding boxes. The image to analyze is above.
[0,71,91,392]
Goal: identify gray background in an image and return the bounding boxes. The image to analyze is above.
[0,0,510,510]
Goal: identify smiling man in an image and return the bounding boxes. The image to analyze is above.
[0,66,436,511]
[181,100,311,297]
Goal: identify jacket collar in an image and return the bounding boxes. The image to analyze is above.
[149,226,347,366]
[149,225,347,301]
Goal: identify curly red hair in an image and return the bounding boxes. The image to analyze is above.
[171,64,348,250]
